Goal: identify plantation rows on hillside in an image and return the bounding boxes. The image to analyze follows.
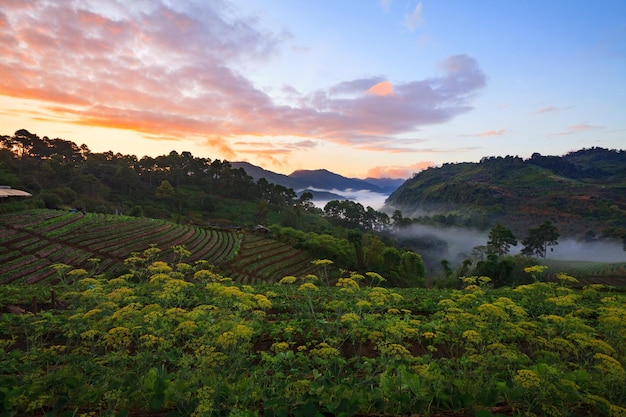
[0,209,316,285]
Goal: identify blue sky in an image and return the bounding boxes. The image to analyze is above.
[0,0,624,178]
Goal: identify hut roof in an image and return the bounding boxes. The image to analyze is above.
[0,186,32,198]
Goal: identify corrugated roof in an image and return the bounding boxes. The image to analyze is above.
[0,186,32,197]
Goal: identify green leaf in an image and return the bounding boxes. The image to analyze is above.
[60,376,80,390]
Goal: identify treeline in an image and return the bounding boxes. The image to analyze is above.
[0,129,302,221]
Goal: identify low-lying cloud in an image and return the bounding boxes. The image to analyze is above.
[310,188,390,210]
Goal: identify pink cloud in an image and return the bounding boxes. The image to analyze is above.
[0,1,486,159]
[557,123,605,135]
[534,105,573,114]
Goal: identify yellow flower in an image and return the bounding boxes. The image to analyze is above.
[107,287,136,303]
[44,345,66,353]
[175,320,198,336]
[278,275,297,284]
[524,265,548,274]
[340,313,360,324]
[379,343,412,360]
[310,342,340,359]
[271,342,290,353]
[298,282,319,292]
[594,353,626,381]
[336,277,359,289]
[555,272,579,284]
[462,330,481,344]
[422,332,436,339]
[514,369,541,389]
[254,294,273,309]
[82,308,102,319]
[104,327,132,349]
[217,331,237,348]
[139,334,163,348]
[438,299,457,308]
[148,261,173,274]
[477,303,509,320]
[193,269,224,282]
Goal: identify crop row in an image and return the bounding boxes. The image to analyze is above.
[0,210,318,285]
[0,209,65,228]
[220,234,317,283]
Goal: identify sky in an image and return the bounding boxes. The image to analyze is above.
[1,1,625,179]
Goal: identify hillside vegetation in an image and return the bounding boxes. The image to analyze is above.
[386,148,626,238]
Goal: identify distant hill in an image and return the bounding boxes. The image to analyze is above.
[231,162,403,200]
[385,148,626,238]
[289,169,384,192]
[230,161,303,191]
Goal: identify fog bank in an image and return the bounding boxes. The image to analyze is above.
[311,188,389,210]
[548,239,626,263]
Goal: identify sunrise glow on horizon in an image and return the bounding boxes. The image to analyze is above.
[1,1,624,179]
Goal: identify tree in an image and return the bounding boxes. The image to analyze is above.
[521,221,559,258]
[399,251,426,287]
[347,230,365,271]
[486,224,517,256]
[473,254,516,287]
[155,179,175,200]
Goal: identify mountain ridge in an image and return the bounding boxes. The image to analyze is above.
[231,162,404,201]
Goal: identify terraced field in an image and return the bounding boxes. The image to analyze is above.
[0,209,317,285]
[540,258,626,287]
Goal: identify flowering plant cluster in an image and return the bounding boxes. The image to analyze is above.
[1,249,625,417]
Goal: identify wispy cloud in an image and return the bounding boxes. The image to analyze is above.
[534,105,573,114]
[557,123,605,135]
[461,128,506,137]
[380,0,393,12]
[404,2,424,32]
[0,1,485,160]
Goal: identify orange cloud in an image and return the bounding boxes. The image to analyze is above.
[462,129,506,137]
[367,81,395,96]
[367,161,434,179]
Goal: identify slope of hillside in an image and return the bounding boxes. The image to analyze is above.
[0,209,316,285]
[385,149,626,237]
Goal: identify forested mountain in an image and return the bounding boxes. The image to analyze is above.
[231,162,404,197]
[385,148,626,238]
